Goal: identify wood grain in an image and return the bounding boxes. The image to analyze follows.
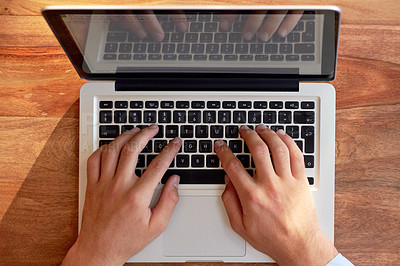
[0,0,399,265]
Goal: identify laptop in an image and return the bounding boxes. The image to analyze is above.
[42,5,340,263]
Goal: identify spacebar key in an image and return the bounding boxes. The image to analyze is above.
[161,170,226,184]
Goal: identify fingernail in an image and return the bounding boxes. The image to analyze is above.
[215,140,225,147]
[130,127,140,133]
[240,125,250,130]
[260,32,269,42]
[155,33,164,42]
[172,175,180,189]
[277,129,286,136]
[257,124,268,130]
[149,124,158,129]
[137,30,147,39]
[243,31,253,40]
[171,137,182,144]
[179,22,188,32]
[220,21,228,30]
[280,29,288,37]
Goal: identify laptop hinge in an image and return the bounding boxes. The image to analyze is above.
[115,78,299,92]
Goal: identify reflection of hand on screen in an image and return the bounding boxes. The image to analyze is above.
[219,11,303,42]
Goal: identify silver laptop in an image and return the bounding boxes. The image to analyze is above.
[43,5,340,263]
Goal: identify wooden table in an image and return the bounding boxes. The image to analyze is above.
[0,1,399,265]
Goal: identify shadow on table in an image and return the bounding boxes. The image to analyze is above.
[0,99,79,265]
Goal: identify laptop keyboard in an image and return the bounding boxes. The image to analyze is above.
[98,99,316,186]
[103,12,316,62]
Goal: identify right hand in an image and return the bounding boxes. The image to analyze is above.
[215,125,338,265]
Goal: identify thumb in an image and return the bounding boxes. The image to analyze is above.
[149,175,180,234]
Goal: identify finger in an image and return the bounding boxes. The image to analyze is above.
[100,127,141,182]
[139,11,164,42]
[255,125,292,177]
[215,140,255,198]
[239,125,275,179]
[275,129,306,180]
[221,175,245,236]
[219,13,238,31]
[149,174,180,234]
[277,11,303,37]
[86,148,102,186]
[170,11,189,32]
[241,12,266,41]
[113,124,160,183]
[135,137,182,202]
[258,11,287,42]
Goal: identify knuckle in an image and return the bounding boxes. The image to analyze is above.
[248,189,266,207]
[274,144,289,158]
[251,143,269,156]
[292,149,304,162]
[150,158,169,171]
[121,142,139,156]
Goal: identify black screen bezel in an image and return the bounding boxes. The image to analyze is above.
[42,8,340,81]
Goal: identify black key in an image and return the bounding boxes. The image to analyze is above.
[279,44,293,54]
[118,54,131,60]
[240,55,253,61]
[270,101,283,109]
[200,33,213,42]
[272,34,286,43]
[166,125,178,138]
[218,111,231,123]
[286,126,300,138]
[134,43,147,53]
[184,140,197,153]
[162,21,175,32]
[301,55,315,61]
[278,111,292,124]
[179,54,192,61]
[99,125,119,138]
[301,101,315,109]
[195,55,208,61]
[233,111,246,123]
[207,101,220,108]
[171,32,184,42]
[233,21,245,32]
[145,101,158,108]
[248,111,262,124]
[205,22,218,32]
[271,125,284,132]
[286,55,300,61]
[255,55,268,61]
[295,140,303,152]
[137,155,145,168]
[146,155,157,167]
[250,44,264,54]
[155,125,164,138]
[107,32,127,42]
[206,155,220,168]
[203,111,216,123]
[196,126,209,138]
[301,126,315,153]
[173,111,186,123]
[162,44,176,53]
[176,101,189,109]
[100,111,112,123]
[221,44,234,54]
[271,55,284,61]
[105,43,118,53]
[148,54,162,60]
[287,32,300,42]
[263,111,276,123]
[214,33,227,42]
[226,125,239,138]
[185,33,199,42]
[177,44,190,53]
[154,140,168,152]
[265,44,278,54]
[143,111,156,123]
[148,43,161,53]
[130,101,143,108]
[121,125,134,133]
[190,22,203,32]
[142,140,152,153]
[191,44,205,54]
[192,155,205,167]
[238,101,251,109]
[188,111,201,123]
[185,13,197,21]
[103,54,117,60]
[229,33,242,42]
[251,157,255,168]
[254,101,268,109]
[295,43,315,54]
[307,177,314,185]
[176,155,190,167]
[294,111,315,124]
[209,54,223,61]
[133,54,146,60]
[210,125,223,138]
[224,55,238,61]
[235,44,248,54]
[100,101,113,109]
[158,111,171,123]
[199,14,212,21]
[304,155,314,168]
[161,101,174,108]
[199,140,212,152]
[292,21,304,31]
[119,43,132,53]
[206,44,219,54]
[115,101,128,109]
[223,101,236,109]
[129,111,142,123]
[229,140,242,153]
[237,155,250,168]
[163,54,177,61]
[114,111,127,123]
[162,170,225,184]
[99,139,112,147]
[135,169,142,177]
[180,125,194,138]
[286,101,299,109]
[192,101,205,109]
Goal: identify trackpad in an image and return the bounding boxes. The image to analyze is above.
[164,196,246,257]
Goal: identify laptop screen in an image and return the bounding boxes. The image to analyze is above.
[42,7,340,81]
